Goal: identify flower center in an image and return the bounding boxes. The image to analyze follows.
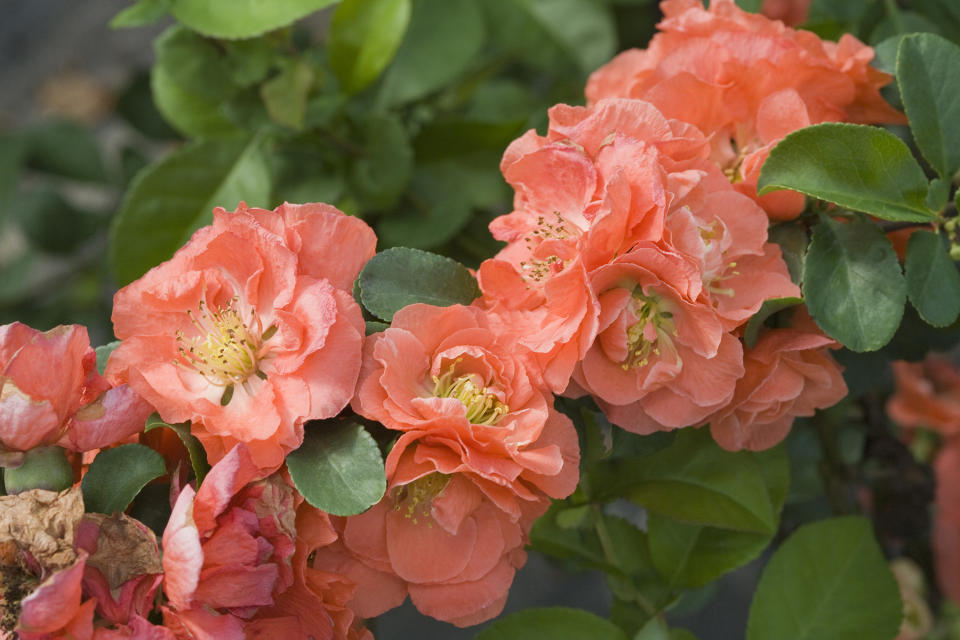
[518,212,575,284]
[176,297,276,402]
[393,473,450,524]
[432,362,508,426]
[622,291,677,370]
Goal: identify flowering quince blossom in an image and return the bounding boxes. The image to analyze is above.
[107,202,374,474]
[482,97,802,437]
[161,444,369,639]
[934,442,960,607]
[323,303,580,626]
[705,325,847,451]
[888,356,960,606]
[0,322,151,465]
[585,0,905,219]
[888,356,960,437]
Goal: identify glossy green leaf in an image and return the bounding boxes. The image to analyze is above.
[743,297,803,348]
[328,0,411,94]
[260,60,314,130]
[802,215,906,351]
[767,223,808,286]
[897,33,960,178]
[348,113,413,210]
[110,0,169,28]
[746,516,902,640]
[365,320,390,335]
[144,413,210,484]
[475,607,629,640]
[223,37,277,88]
[286,420,386,516]
[594,429,777,534]
[734,0,763,11]
[81,444,167,514]
[24,120,108,183]
[378,0,485,106]
[904,229,960,327]
[758,123,936,222]
[168,0,337,39]
[357,247,481,322]
[151,26,241,138]
[647,445,788,588]
[484,0,616,74]
[94,341,121,375]
[111,136,271,285]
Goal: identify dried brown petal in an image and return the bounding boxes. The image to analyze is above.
[82,513,162,590]
[0,487,84,571]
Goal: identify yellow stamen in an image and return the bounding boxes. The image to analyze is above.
[432,360,509,426]
[175,296,276,395]
[393,473,450,524]
[621,291,678,370]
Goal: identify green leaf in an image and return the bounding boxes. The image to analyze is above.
[744,297,804,348]
[475,607,629,640]
[144,413,210,484]
[377,0,485,107]
[328,0,412,95]
[260,60,315,130]
[758,123,936,222]
[94,341,121,375]
[286,420,386,516]
[649,516,774,590]
[111,136,271,285]
[348,113,413,210]
[746,516,902,640]
[24,120,108,183]
[223,37,278,88]
[365,320,390,335]
[110,0,169,28]
[636,619,701,640]
[484,0,616,74]
[646,445,788,589]
[357,247,481,322]
[767,223,808,286]
[897,33,960,178]
[152,26,241,138]
[734,0,763,11]
[904,229,960,327]
[81,444,167,514]
[593,429,777,534]
[802,215,906,351]
[168,0,337,39]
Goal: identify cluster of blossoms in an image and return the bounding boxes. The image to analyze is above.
[478,0,902,451]
[0,1,904,637]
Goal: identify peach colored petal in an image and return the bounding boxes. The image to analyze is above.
[934,441,960,605]
[407,557,516,627]
[162,485,202,610]
[18,552,87,634]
